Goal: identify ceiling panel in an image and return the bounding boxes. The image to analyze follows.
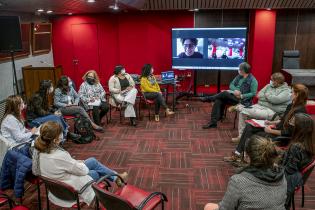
[0,0,314,15]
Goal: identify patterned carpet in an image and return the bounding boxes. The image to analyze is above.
[1,100,315,210]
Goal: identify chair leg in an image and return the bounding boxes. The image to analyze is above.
[148,104,151,121]
[77,196,81,210]
[292,192,295,210]
[302,185,305,207]
[233,112,237,129]
[162,200,165,210]
[109,105,112,122]
[37,181,41,210]
[45,186,50,210]
[119,109,122,123]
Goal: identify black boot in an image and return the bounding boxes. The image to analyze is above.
[200,96,215,103]
[202,122,217,129]
[130,117,137,126]
[67,132,81,141]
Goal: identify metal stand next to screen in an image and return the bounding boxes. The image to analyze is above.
[10,50,20,95]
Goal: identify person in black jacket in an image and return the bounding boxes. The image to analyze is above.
[282,113,315,209]
[27,80,80,142]
[224,83,309,165]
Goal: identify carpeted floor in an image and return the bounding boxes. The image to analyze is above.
[1,100,315,210]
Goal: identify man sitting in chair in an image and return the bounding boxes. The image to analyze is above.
[201,62,258,129]
[108,65,138,126]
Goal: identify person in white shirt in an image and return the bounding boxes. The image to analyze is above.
[32,121,128,207]
[1,95,37,146]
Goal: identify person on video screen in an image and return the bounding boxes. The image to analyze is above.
[178,38,203,58]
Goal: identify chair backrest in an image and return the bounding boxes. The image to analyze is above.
[301,159,315,183]
[282,50,300,69]
[92,183,135,210]
[40,176,78,201]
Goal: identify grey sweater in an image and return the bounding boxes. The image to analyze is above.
[218,171,287,210]
[257,83,291,114]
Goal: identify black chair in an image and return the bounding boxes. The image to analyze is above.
[39,176,95,210]
[291,159,315,210]
[283,50,300,69]
[92,174,168,210]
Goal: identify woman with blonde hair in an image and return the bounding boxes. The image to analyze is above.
[79,70,109,125]
[205,135,287,210]
[1,95,37,145]
[32,121,128,207]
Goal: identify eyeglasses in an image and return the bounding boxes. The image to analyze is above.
[183,44,195,48]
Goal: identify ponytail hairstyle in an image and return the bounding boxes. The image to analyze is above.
[283,84,308,128]
[34,121,62,153]
[290,113,315,156]
[245,135,278,169]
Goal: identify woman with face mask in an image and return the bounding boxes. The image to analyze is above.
[140,64,175,122]
[54,76,105,132]
[1,95,37,146]
[79,70,109,126]
[108,65,138,126]
[26,80,80,142]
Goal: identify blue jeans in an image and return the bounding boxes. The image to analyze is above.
[84,157,117,182]
[31,115,69,141]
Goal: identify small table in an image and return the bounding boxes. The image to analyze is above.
[281,69,315,99]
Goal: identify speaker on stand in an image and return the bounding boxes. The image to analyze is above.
[0,16,23,95]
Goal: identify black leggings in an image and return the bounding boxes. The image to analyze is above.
[92,101,109,125]
[210,91,239,124]
[144,92,167,115]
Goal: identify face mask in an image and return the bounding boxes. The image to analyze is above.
[121,69,126,75]
[86,77,95,85]
[62,86,69,93]
[48,86,54,94]
[269,80,274,87]
[68,81,73,87]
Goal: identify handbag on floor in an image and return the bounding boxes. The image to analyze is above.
[73,117,96,144]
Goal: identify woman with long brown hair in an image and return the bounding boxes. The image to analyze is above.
[282,113,315,209]
[1,95,37,145]
[224,83,308,166]
[205,135,287,210]
[32,121,128,207]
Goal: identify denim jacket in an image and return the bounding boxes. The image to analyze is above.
[54,87,80,108]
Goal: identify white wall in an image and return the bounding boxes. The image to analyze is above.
[0,51,54,101]
[0,11,52,101]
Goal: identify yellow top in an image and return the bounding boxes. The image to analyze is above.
[140,76,161,93]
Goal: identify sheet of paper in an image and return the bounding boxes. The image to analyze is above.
[88,99,101,106]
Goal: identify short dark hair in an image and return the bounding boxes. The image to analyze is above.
[239,62,251,74]
[141,64,153,78]
[181,38,198,46]
[114,65,124,75]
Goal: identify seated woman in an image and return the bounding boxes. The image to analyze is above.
[204,135,287,210]
[32,121,128,207]
[281,113,315,209]
[1,95,37,146]
[224,83,308,166]
[54,76,104,132]
[79,70,109,126]
[140,64,175,122]
[108,65,138,126]
[27,80,80,142]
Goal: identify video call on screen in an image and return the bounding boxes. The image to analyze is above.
[172,27,247,70]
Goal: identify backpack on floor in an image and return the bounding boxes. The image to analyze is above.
[74,117,95,144]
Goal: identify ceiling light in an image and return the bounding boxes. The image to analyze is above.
[188,8,199,12]
[37,9,44,12]
[87,0,95,3]
[46,10,53,14]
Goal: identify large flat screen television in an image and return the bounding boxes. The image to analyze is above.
[172,27,247,70]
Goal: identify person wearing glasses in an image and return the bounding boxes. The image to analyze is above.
[178,38,203,58]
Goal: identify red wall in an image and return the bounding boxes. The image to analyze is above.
[52,12,193,87]
[52,11,276,91]
[248,10,276,90]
